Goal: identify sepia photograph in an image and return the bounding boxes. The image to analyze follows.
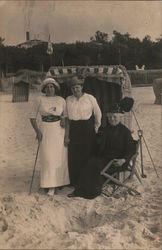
[0,0,161,249]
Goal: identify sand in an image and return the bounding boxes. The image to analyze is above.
[0,86,161,249]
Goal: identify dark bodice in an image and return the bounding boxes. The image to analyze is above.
[98,123,136,162]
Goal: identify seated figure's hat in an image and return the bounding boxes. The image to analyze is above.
[119,97,134,112]
[107,97,134,113]
[107,103,123,113]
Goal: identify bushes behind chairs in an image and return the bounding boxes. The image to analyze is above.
[128,69,162,86]
[152,78,162,105]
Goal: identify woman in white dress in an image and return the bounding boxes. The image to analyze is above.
[30,78,70,196]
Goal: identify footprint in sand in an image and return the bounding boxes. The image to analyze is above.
[142,227,156,241]
[0,216,8,232]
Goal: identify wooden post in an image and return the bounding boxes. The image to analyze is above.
[50,54,52,66]
[145,71,148,85]
[12,76,14,102]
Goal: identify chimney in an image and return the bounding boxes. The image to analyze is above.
[26,31,30,41]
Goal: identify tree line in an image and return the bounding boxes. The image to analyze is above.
[0,30,162,75]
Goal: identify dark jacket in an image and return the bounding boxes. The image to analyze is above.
[97,122,136,164]
[74,122,136,199]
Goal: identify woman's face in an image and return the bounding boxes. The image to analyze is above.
[71,84,83,98]
[107,113,122,126]
[45,83,56,96]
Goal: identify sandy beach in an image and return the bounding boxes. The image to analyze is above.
[0,86,161,249]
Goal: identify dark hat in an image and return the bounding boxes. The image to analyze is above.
[107,97,134,114]
[119,97,134,112]
[107,103,123,114]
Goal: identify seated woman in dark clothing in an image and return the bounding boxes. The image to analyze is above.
[68,100,136,199]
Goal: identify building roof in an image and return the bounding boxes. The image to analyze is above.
[13,75,30,85]
[17,39,48,47]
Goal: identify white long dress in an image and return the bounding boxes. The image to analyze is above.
[31,95,70,188]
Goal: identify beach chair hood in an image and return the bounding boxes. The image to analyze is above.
[46,65,132,129]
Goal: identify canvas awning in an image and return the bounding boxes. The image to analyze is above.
[12,75,30,85]
[46,65,132,129]
[47,65,131,90]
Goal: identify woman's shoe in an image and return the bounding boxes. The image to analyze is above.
[67,192,76,198]
[47,188,55,196]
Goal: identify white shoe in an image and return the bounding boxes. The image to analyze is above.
[47,188,55,196]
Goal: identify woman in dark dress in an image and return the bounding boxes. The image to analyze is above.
[69,103,136,199]
[65,76,102,186]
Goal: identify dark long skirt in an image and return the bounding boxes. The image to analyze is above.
[68,116,96,186]
[74,156,128,199]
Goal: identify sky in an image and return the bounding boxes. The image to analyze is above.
[0,0,161,46]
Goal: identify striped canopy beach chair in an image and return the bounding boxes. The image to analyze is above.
[46,65,132,129]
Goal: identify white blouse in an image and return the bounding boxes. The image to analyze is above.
[66,93,102,132]
[30,95,67,119]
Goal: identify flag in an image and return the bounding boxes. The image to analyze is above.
[47,34,53,55]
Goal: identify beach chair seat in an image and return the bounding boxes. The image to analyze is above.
[101,140,142,196]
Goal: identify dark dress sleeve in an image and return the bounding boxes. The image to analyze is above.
[124,128,136,164]
[94,127,107,157]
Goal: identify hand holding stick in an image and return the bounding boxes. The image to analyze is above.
[29,142,40,195]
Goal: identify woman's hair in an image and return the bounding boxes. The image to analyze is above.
[70,76,84,87]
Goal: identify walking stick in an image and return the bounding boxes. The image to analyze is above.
[132,110,159,178]
[29,142,40,195]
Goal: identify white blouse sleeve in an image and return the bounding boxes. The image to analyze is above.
[62,98,67,118]
[30,97,41,119]
[90,95,102,132]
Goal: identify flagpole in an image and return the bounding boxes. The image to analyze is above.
[50,54,52,66]
[61,58,64,67]
[47,34,53,67]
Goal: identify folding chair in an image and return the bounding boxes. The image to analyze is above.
[101,140,142,196]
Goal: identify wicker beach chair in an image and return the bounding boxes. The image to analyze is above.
[101,139,142,196]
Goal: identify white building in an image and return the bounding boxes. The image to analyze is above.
[17,32,48,49]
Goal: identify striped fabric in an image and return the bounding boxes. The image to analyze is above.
[46,65,132,130]
[46,65,131,90]
[48,65,124,77]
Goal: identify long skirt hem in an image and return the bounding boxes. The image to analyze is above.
[40,121,70,187]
